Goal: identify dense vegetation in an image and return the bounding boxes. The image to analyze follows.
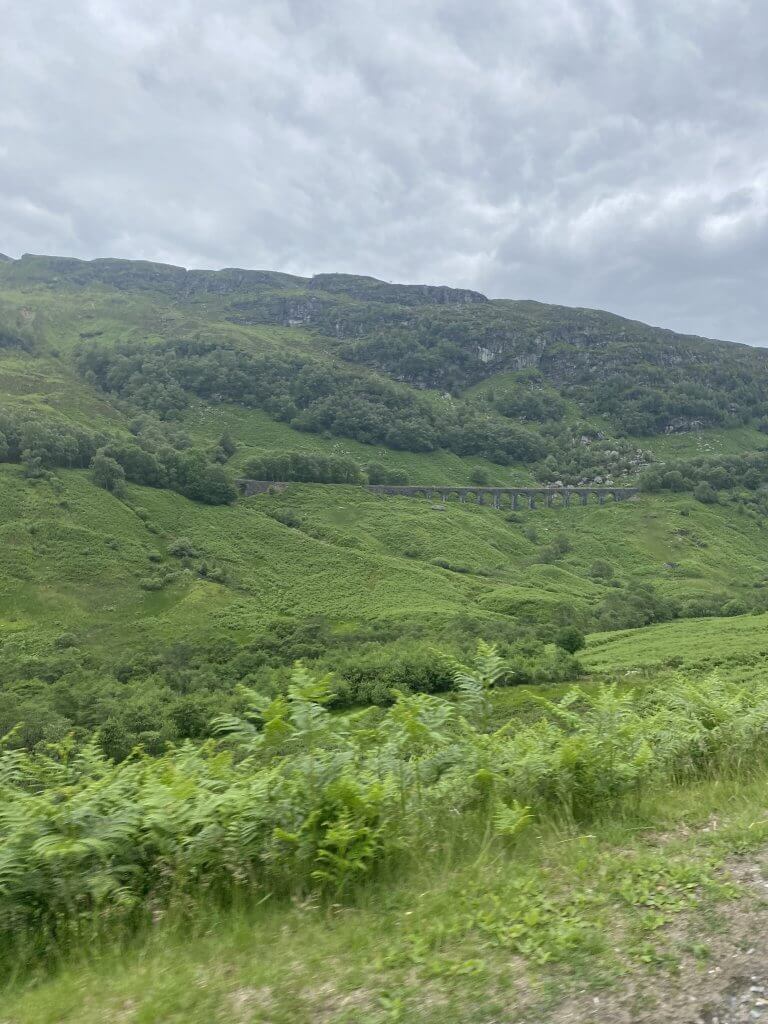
[243,450,363,484]
[336,301,768,434]
[5,648,768,973]
[75,338,547,464]
[0,408,237,504]
[640,451,768,500]
[7,254,768,1019]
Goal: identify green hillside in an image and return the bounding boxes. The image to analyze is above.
[6,255,768,1021]
[3,468,768,692]
[4,253,768,749]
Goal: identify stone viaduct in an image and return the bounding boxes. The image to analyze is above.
[238,480,638,509]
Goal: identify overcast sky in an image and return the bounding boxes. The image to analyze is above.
[2,1,768,344]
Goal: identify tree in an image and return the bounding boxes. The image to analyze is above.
[554,626,585,654]
[639,468,664,492]
[694,481,718,504]
[98,718,132,762]
[365,461,388,484]
[590,559,614,580]
[90,450,126,496]
[469,466,490,486]
[21,449,45,479]
[175,450,237,504]
[365,462,409,485]
[218,431,236,458]
[662,470,686,492]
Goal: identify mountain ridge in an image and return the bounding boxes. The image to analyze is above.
[4,250,768,441]
[0,253,487,308]
[2,251,762,351]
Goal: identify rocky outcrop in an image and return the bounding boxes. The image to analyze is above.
[663,418,705,434]
[6,255,306,297]
[2,255,486,310]
[308,273,487,307]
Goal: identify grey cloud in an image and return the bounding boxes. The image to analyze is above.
[1,0,768,342]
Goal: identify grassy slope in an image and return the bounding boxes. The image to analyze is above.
[184,400,537,485]
[584,612,768,672]
[7,265,768,1019]
[636,424,768,461]
[3,463,768,665]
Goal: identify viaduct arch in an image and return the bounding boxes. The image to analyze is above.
[238,480,639,508]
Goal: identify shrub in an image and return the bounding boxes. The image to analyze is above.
[168,537,198,558]
[330,648,454,707]
[589,559,614,580]
[469,466,490,486]
[365,462,410,485]
[138,576,166,591]
[553,626,586,654]
[722,599,748,617]
[90,450,126,496]
[5,655,768,963]
[662,471,686,492]
[694,481,718,504]
[551,534,572,555]
[266,508,303,529]
[53,633,77,650]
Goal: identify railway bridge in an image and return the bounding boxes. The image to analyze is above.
[238,480,639,509]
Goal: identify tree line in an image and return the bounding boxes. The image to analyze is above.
[74,338,547,464]
[639,451,768,501]
[242,450,409,485]
[0,409,237,504]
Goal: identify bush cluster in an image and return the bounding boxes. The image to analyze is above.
[4,650,768,964]
[0,410,237,505]
[639,452,768,498]
[243,450,364,484]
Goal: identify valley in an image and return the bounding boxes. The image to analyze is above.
[4,255,768,1021]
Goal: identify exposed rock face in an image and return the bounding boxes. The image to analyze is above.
[307,272,487,306]
[664,418,705,433]
[0,253,12,262]
[0,255,485,308]
[3,255,305,297]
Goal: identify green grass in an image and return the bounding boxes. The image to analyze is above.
[3,467,768,666]
[184,401,536,486]
[584,612,768,672]
[8,262,768,1021]
[5,765,768,1024]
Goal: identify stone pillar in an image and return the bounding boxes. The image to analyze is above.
[546,492,554,508]
[493,491,501,509]
[598,493,605,505]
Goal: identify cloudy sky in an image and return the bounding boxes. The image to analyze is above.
[2,1,768,344]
